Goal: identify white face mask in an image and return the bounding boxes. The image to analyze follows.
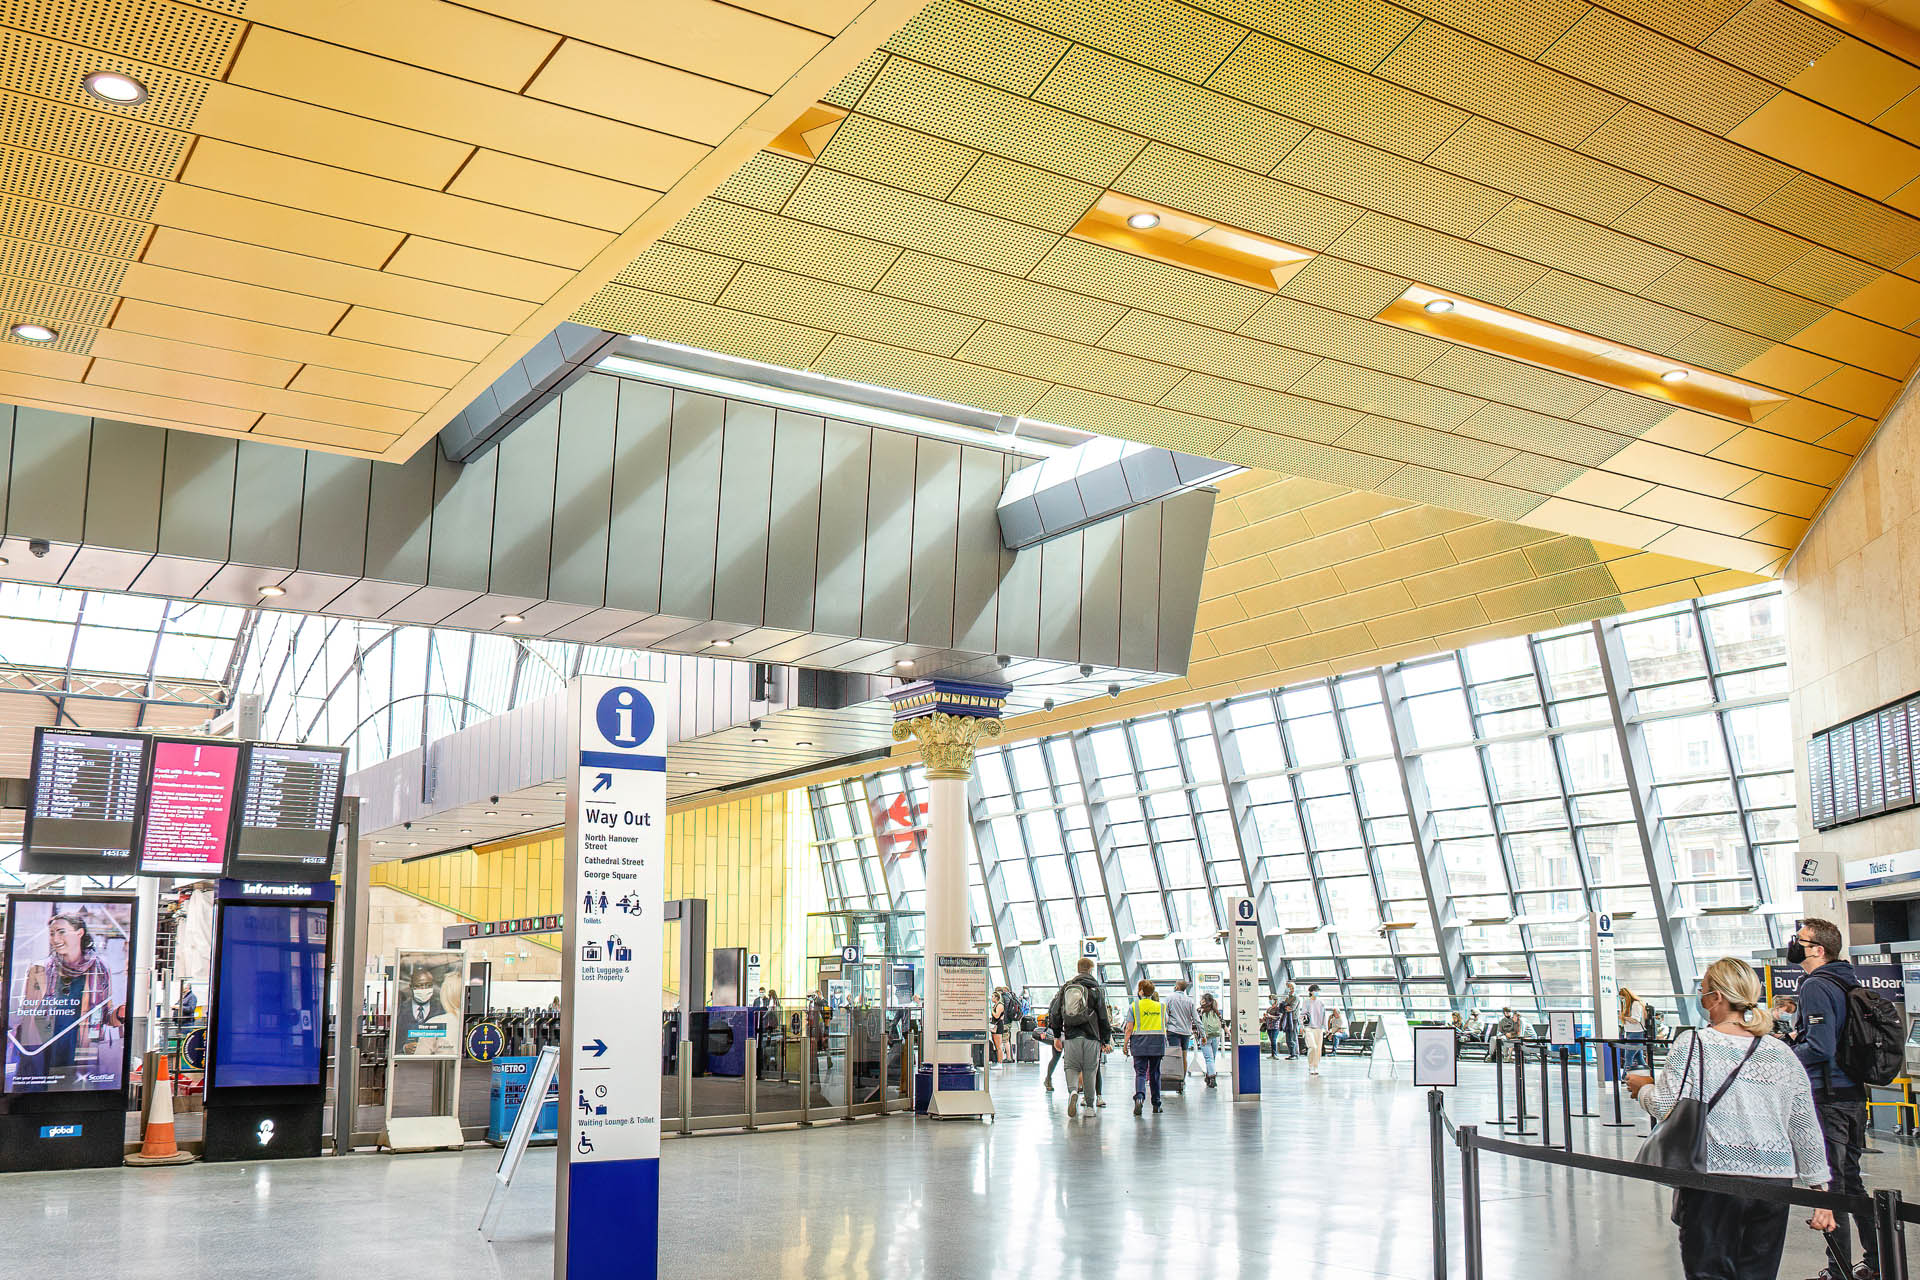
[411,988,434,1005]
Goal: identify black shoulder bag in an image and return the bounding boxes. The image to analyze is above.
[1636,1033,1764,1173]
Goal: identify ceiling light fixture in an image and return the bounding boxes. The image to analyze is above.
[895,659,914,669]
[1380,285,1783,423]
[685,770,700,777]
[257,585,285,598]
[519,812,533,819]
[795,740,813,748]
[1126,212,1160,230]
[1070,193,1314,291]
[709,638,732,648]
[83,72,147,105]
[484,810,498,817]
[499,613,524,624]
[9,323,56,343]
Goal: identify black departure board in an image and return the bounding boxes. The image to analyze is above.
[1812,695,1920,831]
[225,743,347,883]
[1860,713,1887,817]
[1809,735,1834,830]
[1832,721,1860,824]
[23,728,151,876]
[1886,706,1915,812]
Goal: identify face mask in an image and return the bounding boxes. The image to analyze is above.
[412,989,433,1005]
[1786,939,1807,964]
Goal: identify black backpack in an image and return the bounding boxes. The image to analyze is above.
[1811,971,1905,1087]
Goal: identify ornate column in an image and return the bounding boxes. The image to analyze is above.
[890,681,1008,1070]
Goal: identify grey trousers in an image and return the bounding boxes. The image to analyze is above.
[1062,1037,1102,1106]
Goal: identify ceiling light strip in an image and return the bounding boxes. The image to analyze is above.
[1068,192,1315,293]
[1377,286,1786,424]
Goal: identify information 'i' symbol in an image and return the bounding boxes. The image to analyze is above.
[596,686,654,748]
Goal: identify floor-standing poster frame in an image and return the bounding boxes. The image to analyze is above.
[1229,896,1261,1103]
[383,948,468,1152]
[557,675,668,1280]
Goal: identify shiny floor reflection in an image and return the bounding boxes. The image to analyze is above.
[5,1056,1915,1278]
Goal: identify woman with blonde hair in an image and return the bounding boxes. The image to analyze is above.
[1619,985,1649,1070]
[1122,978,1166,1116]
[1625,958,1834,1279]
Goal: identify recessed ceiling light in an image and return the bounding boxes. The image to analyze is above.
[795,740,812,748]
[424,828,437,833]
[257,585,285,598]
[0,557,10,568]
[1423,298,1455,314]
[1126,212,1160,230]
[709,639,732,648]
[685,770,700,777]
[375,840,387,846]
[1660,368,1689,383]
[751,737,769,745]
[519,812,533,818]
[83,72,147,105]
[484,810,498,817]
[459,829,471,834]
[499,613,525,624]
[407,841,418,847]
[9,323,56,342]
[895,659,914,669]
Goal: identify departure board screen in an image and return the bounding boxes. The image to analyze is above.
[1886,707,1915,813]
[1860,712,1888,817]
[1833,721,1860,824]
[23,729,150,876]
[1809,735,1834,830]
[226,744,347,883]
[137,738,241,878]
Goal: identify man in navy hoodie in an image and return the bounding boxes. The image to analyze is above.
[1791,918,1875,1280]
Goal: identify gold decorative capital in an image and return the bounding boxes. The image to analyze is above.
[891,712,1004,780]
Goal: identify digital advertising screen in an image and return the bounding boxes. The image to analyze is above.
[137,738,242,878]
[23,728,149,877]
[2,896,135,1095]
[227,743,347,883]
[209,902,330,1090]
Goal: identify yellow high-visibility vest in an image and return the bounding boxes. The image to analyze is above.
[1134,998,1164,1033]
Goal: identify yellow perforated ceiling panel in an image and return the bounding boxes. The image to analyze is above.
[0,0,925,457]
[584,0,1920,585]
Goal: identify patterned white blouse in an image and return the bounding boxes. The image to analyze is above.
[1633,1027,1831,1184]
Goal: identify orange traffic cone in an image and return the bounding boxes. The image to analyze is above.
[127,1050,195,1166]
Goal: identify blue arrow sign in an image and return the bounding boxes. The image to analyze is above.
[583,1038,608,1058]
[593,773,612,792]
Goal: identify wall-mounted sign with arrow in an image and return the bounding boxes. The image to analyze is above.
[581,1038,608,1059]
[592,773,612,792]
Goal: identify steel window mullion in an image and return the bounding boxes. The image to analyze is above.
[1069,729,1143,983]
[1335,681,1406,1016]
[1694,597,1780,945]
[1593,617,1697,994]
[1208,699,1287,996]
[965,770,1022,991]
[1379,667,1468,1005]
[1281,685,1346,995]
[1121,716,1184,979]
[1171,715,1229,981]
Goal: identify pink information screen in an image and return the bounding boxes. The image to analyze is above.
[137,740,241,877]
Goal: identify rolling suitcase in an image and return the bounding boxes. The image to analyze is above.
[1160,1043,1187,1093]
[1019,1033,1041,1063]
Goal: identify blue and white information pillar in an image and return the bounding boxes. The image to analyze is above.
[1229,896,1261,1102]
[556,676,668,1280]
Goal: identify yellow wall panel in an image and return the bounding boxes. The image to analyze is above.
[86,359,416,432]
[242,0,561,89]
[384,238,573,304]
[449,151,660,234]
[287,365,444,413]
[478,0,832,94]
[1729,93,1920,200]
[117,261,347,334]
[254,417,398,453]
[332,307,506,364]
[86,328,300,388]
[111,300,472,387]
[0,368,257,431]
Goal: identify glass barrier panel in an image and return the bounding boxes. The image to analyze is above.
[755,1003,805,1116]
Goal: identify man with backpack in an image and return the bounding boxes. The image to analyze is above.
[1791,918,1903,1280]
[1049,957,1113,1118]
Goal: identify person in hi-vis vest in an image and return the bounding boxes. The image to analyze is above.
[1124,980,1167,1116]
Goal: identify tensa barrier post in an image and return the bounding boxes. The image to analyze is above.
[1537,1041,1551,1148]
[1876,1189,1908,1280]
[1558,1046,1573,1153]
[1494,1048,1509,1129]
[1512,1039,1534,1138]
[1429,1088,1448,1280]
[1456,1124,1484,1280]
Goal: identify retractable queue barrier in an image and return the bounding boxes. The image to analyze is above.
[1429,1089,1908,1280]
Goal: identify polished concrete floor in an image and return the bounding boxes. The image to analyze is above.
[12,1053,1919,1278]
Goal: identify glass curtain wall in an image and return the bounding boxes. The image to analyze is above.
[807,584,1794,1024]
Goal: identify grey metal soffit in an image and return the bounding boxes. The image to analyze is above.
[0,382,1214,686]
[437,322,622,463]
[997,438,1240,550]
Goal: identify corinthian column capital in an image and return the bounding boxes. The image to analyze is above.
[892,712,1005,780]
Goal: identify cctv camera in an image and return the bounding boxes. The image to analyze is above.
[1079,663,1094,678]
[1107,683,1121,697]
[996,654,1011,668]
[489,795,500,805]
[750,718,762,731]
[402,821,412,830]
[1042,697,1055,711]
[27,538,49,558]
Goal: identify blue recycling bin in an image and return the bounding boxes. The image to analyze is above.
[488,1057,559,1144]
